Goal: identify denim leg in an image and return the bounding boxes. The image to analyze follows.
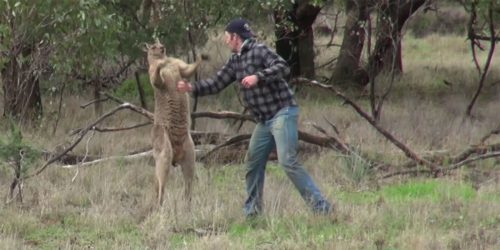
[270,106,331,214]
[244,122,275,216]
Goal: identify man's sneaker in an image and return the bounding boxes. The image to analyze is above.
[312,200,333,215]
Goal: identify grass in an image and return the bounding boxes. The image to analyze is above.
[1,157,498,249]
[0,32,500,249]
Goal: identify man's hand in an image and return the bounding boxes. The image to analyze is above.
[177,80,193,92]
[241,75,258,88]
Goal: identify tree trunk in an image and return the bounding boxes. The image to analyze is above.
[296,2,321,79]
[274,9,300,80]
[274,1,321,79]
[367,0,426,77]
[94,80,103,116]
[2,51,43,124]
[330,0,371,86]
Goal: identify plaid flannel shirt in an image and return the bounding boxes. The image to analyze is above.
[192,39,297,122]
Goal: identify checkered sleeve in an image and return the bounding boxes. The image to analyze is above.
[192,59,236,96]
[254,45,290,84]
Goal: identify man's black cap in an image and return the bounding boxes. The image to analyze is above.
[225,18,255,39]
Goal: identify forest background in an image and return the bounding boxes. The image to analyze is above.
[0,0,499,249]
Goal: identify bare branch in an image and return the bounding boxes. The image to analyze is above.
[80,97,109,109]
[381,168,433,179]
[99,91,130,105]
[308,122,350,153]
[383,151,500,179]
[191,131,228,145]
[199,134,251,162]
[61,150,152,169]
[191,111,255,122]
[466,2,497,117]
[479,128,500,144]
[448,151,500,171]
[70,122,152,136]
[385,125,500,178]
[26,103,152,179]
[323,116,340,135]
[97,92,155,120]
[292,77,440,173]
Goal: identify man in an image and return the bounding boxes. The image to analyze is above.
[177,18,332,216]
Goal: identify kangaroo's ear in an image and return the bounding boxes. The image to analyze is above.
[155,37,160,44]
[142,42,150,52]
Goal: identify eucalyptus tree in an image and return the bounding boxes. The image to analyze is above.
[268,0,332,79]
[330,0,428,87]
[0,0,126,124]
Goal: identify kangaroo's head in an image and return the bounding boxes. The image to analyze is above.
[145,38,166,61]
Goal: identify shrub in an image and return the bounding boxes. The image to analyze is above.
[113,73,154,102]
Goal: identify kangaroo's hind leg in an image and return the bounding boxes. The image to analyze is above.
[178,134,196,206]
[152,125,173,207]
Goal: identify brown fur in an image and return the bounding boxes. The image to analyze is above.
[145,39,204,207]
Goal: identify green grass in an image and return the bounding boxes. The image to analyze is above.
[226,216,352,248]
[336,179,476,205]
[1,165,498,249]
[381,179,476,202]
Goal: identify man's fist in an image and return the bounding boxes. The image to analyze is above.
[177,80,193,92]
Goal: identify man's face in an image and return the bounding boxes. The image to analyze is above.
[224,31,240,53]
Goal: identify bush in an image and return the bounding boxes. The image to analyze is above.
[113,73,154,102]
[0,121,41,177]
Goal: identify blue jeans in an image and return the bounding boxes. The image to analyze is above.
[244,106,331,216]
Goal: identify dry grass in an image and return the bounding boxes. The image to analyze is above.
[0,34,499,249]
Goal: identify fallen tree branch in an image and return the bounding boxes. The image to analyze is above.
[399,141,500,170]
[479,128,500,144]
[302,124,350,154]
[39,91,398,173]
[448,151,500,171]
[96,92,351,152]
[384,126,500,178]
[382,151,500,179]
[200,134,251,162]
[191,131,228,145]
[191,111,254,122]
[26,103,153,179]
[61,150,153,169]
[292,77,440,173]
[451,143,500,165]
[380,168,433,179]
[41,150,99,165]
